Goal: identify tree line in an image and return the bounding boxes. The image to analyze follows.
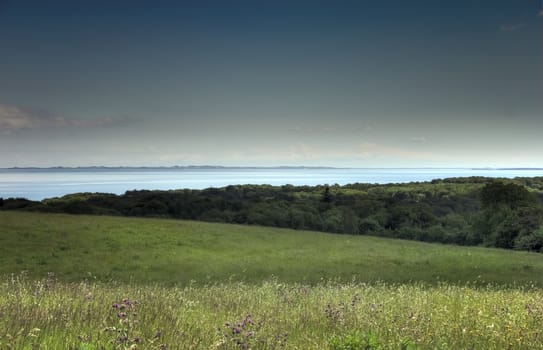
[2,176,543,252]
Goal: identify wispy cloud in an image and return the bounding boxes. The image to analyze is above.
[0,103,127,135]
[500,23,525,32]
[353,142,432,160]
[289,126,340,133]
[218,142,434,165]
[288,124,373,133]
[410,136,427,144]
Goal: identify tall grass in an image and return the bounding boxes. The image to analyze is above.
[1,275,542,349]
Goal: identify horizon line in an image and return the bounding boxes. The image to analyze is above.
[3,165,543,171]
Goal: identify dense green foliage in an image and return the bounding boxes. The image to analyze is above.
[2,277,543,349]
[2,211,543,285]
[3,177,543,251]
[476,181,543,250]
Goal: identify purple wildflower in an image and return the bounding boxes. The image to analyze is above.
[117,336,128,343]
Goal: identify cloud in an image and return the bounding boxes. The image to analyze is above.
[0,103,126,134]
[410,136,427,144]
[500,23,525,32]
[289,126,339,133]
[354,142,432,160]
[216,142,434,166]
[288,124,373,133]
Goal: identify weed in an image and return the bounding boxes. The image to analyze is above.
[329,331,381,350]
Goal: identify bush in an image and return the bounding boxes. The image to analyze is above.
[359,217,384,236]
[514,229,543,252]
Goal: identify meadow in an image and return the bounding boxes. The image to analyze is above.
[2,211,543,285]
[2,211,543,349]
[2,277,543,349]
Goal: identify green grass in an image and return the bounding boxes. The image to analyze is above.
[1,277,543,349]
[1,211,543,286]
[2,211,543,349]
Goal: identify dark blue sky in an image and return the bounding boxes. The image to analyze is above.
[1,0,542,167]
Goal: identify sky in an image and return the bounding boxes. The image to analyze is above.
[0,0,542,168]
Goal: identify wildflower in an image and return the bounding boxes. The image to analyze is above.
[117,336,128,343]
[77,334,91,342]
[243,314,254,326]
[212,340,226,349]
[28,328,41,337]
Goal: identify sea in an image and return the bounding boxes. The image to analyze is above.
[1,167,543,201]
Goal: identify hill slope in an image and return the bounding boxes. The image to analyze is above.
[1,211,542,285]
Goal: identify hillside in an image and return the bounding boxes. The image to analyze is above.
[4,177,543,253]
[1,211,543,285]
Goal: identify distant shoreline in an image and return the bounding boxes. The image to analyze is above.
[3,166,543,171]
[3,167,543,201]
[4,165,340,171]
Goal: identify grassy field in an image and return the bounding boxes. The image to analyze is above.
[2,211,543,349]
[1,277,543,349]
[1,211,543,286]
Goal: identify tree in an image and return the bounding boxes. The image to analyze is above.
[322,185,332,203]
[514,229,543,252]
[476,181,542,249]
[480,181,534,209]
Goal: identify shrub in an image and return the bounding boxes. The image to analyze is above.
[514,229,543,252]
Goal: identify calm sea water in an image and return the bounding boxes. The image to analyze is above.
[1,168,543,201]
